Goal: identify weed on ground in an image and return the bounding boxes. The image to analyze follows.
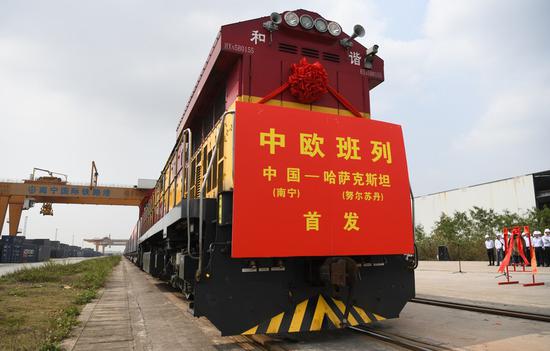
[0,256,121,350]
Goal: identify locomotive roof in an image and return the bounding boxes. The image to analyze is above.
[175,9,378,136]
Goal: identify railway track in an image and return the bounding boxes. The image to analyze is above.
[250,328,448,351]
[350,326,449,351]
[410,297,550,323]
[159,270,550,350]
[245,335,288,351]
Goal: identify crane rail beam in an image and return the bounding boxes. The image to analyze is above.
[83,237,128,253]
[0,181,148,206]
[0,181,150,236]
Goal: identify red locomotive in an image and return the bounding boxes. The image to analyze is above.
[125,9,416,336]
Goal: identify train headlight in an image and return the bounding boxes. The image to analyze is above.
[314,18,328,33]
[284,11,299,27]
[299,14,314,30]
[327,21,342,36]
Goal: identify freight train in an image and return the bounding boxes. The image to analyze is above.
[125,9,417,336]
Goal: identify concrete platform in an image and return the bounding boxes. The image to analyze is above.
[371,299,550,350]
[62,259,262,351]
[415,261,550,315]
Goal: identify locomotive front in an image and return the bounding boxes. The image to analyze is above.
[128,9,416,336]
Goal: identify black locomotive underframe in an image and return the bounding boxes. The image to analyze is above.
[135,195,415,336]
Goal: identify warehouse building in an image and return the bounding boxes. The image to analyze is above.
[415,170,550,232]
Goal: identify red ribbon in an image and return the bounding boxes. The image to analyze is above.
[258,82,290,105]
[524,227,538,273]
[498,229,510,272]
[498,233,514,272]
[288,58,328,103]
[326,86,363,118]
[258,58,363,118]
[498,228,529,272]
[531,245,538,273]
[516,233,529,264]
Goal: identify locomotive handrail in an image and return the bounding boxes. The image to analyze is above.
[196,110,235,277]
[410,186,418,269]
[180,128,195,258]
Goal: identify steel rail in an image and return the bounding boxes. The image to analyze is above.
[350,326,447,351]
[410,297,550,323]
[243,335,287,351]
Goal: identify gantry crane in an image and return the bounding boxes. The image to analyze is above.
[0,162,152,236]
[83,235,128,254]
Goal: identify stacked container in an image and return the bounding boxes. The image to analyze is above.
[27,239,52,262]
[0,236,26,263]
[0,236,100,262]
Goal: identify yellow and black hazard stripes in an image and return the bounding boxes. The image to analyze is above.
[241,294,385,335]
[326,295,385,326]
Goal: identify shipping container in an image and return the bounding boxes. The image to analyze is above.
[21,241,39,263]
[68,245,80,257]
[27,239,52,261]
[1,236,25,263]
[58,244,70,258]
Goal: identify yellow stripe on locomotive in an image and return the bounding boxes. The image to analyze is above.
[242,294,385,335]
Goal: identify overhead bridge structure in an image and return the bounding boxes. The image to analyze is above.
[84,236,128,254]
[0,177,151,236]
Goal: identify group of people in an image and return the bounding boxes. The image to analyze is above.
[484,229,550,267]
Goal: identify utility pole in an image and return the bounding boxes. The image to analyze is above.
[55,228,58,241]
[72,234,75,246]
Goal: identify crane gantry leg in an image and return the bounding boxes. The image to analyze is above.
[8,196,24,236]
[0,196,24,236]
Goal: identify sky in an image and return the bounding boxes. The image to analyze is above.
[1,1,549,248]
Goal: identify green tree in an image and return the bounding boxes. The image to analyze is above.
[414,206,550,261]
[524,206,550,232]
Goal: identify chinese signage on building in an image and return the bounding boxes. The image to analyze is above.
[232,102,413,258]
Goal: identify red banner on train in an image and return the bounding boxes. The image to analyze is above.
[232,102,413,258]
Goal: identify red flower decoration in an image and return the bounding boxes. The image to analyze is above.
[288,58,329,104]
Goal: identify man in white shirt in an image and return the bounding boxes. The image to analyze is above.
[543,229,550,267]
[522,232,531,264]
[495,233,505,266]
[485,235,495,266]
[532,230,544,266]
